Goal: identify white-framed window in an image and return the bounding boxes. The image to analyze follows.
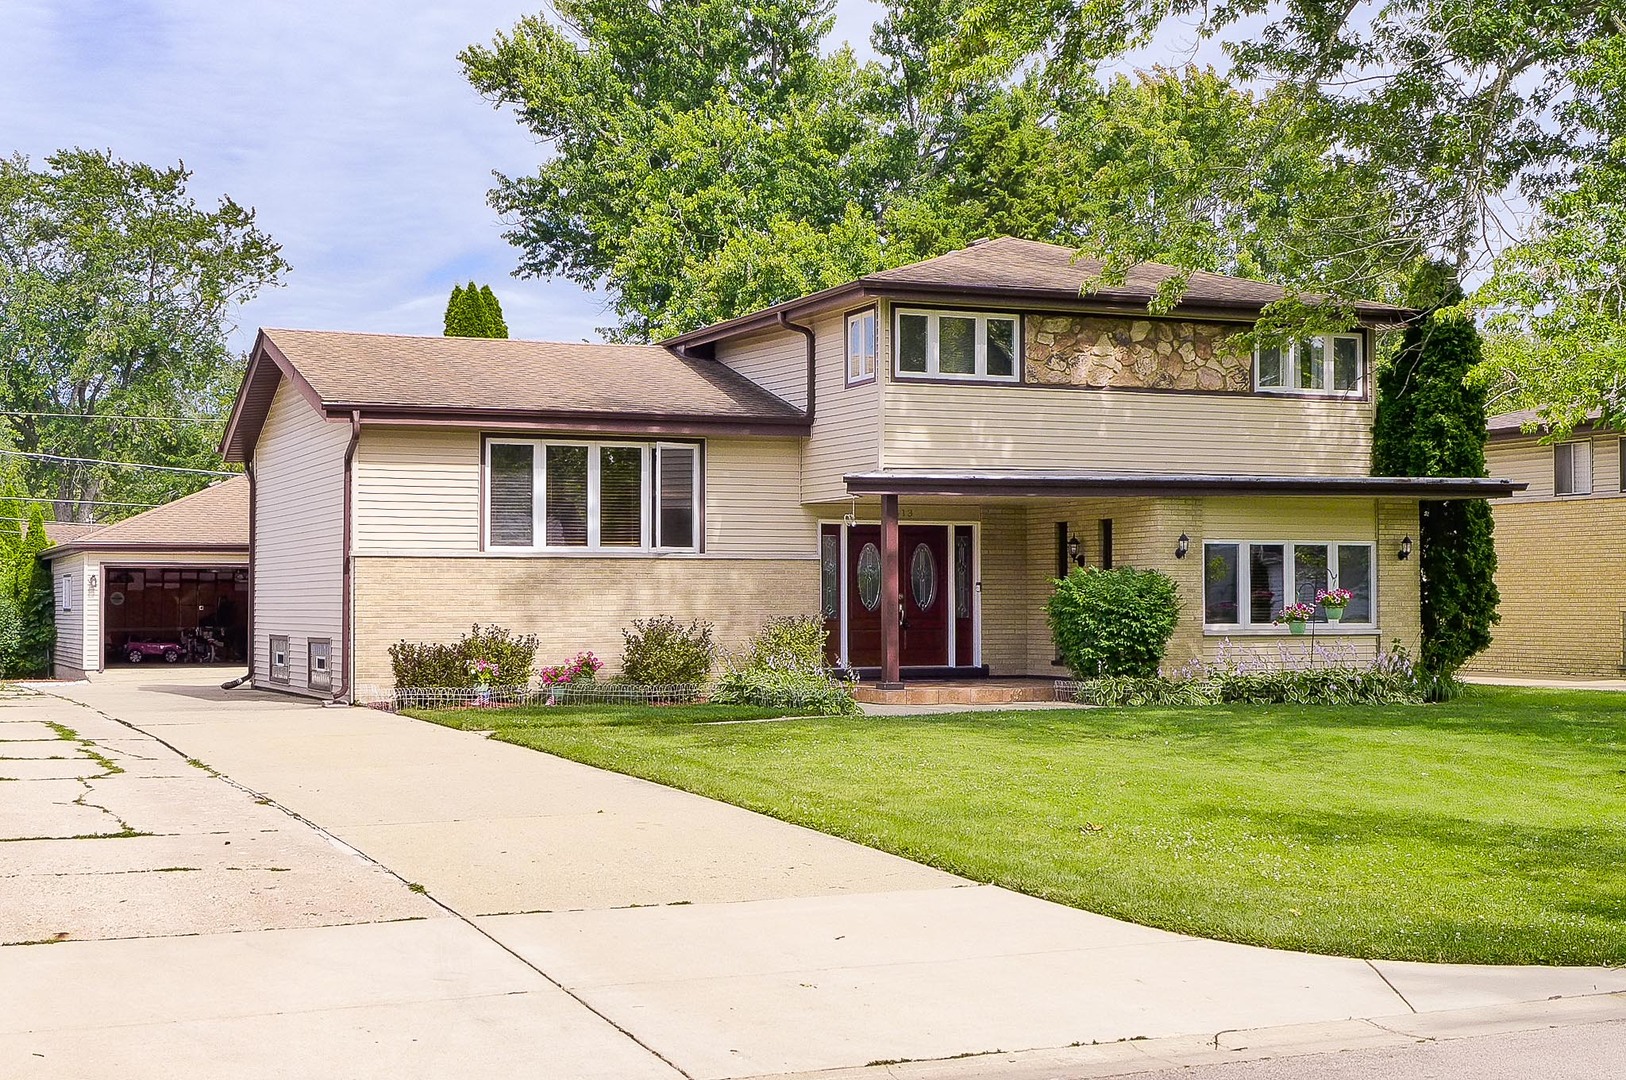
[846,308,876,384]
[485,438,700,552]
[895,308,1020,382]
[1554,439,1593,496]
[268,635,290,683]
[56,574,73,612]
[1203,540,1376,629]
[307,639,332,692]
[1254,334,1364,395]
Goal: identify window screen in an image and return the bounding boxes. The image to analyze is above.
[598,446,644,547]
[488,443,534,547]
[657,445,697,549]
[546,444,589,545]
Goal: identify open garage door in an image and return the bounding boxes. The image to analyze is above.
[103,566,248,667]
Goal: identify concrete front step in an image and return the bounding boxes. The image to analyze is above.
[852,681,1060,705]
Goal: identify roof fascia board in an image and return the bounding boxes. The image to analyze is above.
[43,542,250,559]
[844,473,1525,500]
[345,409,810,438]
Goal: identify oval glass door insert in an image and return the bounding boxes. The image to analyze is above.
[910,543,938,610]
[856,542,882,611]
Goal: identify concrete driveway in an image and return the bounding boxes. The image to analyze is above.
[4,671,1624,1079]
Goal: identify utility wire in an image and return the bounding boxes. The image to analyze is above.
[0,410,225,423]
[0,448,236,477]
[0,515,106,527]
[0,495,162,509]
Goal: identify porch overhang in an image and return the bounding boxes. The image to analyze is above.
[844,471,1526,500]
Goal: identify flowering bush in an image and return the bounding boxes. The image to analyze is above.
[1074,643,1441,706]
[466,658,497,683]
[1316,588,1354,608]
[540,651,602,687]
[1275,603,1318,623]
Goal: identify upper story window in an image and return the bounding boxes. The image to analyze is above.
[846,309,876,384]
[1554,439,1593,496]
[486,439,699,552]
[1255,334,1364,396]
[895,308,1020,382]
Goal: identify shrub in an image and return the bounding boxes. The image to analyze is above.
[620,616,714,686]
[388,623,538,690]
[711,615,857,715]
[1047,566,1180,678]
[1074,647,1433,707]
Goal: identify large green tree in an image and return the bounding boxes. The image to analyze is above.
[1373,299,1500,676]
[0,150,284,522]
[444,281,510,338]
[464,1,1408,340]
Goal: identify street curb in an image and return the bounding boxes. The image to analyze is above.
[747,992,1626,1080]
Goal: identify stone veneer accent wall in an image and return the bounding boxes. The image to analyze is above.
[1025,316,1250,392]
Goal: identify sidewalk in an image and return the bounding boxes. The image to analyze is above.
[10,670,1626,1079]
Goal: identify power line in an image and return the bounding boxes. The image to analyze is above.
[1,410,225,423]
[0,448,236,477]
[0,495,162,509]
[0,515,106,527]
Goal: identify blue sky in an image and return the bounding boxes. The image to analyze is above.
[0,0,898,350]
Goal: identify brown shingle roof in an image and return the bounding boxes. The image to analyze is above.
[665,236,1414,347]
[262,329,805,420]
[42,520,104,547]
[43,476,248,556]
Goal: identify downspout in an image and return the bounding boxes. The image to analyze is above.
[776,311,817,424]
[221,461,255,691]
[331,411,361,704]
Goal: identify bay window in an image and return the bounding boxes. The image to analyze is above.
[895,308,1020,381]
[486,439,700,552]
[1204,540,1376,628]
[1255,334,1364,396]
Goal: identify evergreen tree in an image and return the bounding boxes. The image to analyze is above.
[1373,302,1499,676]
[478,284,509,338]
[443,283,467,335]
[4,504,55,677]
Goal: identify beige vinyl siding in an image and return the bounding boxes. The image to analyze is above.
[714,328,807,410]
[352,556,818,694]
[350,428,810,559]
[703,438,817,556]
[1488,434,1623,501]
[253,380,349,695]
[354,427,482,553]
[882,382,1374,475]
[805,308,883,503]
[49,553,88,677]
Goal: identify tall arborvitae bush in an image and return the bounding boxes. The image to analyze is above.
[4,505,56,677]
[443,281,509,338]
[1373,306,1499,675]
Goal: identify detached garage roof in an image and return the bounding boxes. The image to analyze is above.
[41,476,250,558]
[221,329,811,461]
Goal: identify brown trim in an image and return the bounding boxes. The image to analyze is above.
[221,333,330,462]
[879,494,901,689]
[350,410,807,438]
[842,305,878,388]
[42,541,249,559]
[336,410,360,703]
[776,311,818,423]
[245,462,255,682]
[845,472,1526,500]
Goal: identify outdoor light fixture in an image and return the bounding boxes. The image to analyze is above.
[87,573,98,591]
[1067,535,1082,566]
[1175,533,1190,559]
[1399,536,1413,560]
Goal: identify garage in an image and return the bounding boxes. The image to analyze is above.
[43,477,250,679]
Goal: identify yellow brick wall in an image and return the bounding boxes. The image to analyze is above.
[1467,496,1626,677]
[353,556,819,693]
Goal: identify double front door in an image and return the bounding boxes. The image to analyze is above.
[820,523,976,670]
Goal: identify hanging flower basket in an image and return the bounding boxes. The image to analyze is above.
[1317,589,1353,624]
[1275,603,1317,635]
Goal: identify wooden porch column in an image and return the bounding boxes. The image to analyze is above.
[879,493,902,688]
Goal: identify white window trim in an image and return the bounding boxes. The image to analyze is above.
[1554,439,1593,496]
[1202,539,1379,633]
[57,574,73,612]
[894,307,1022,383]
[653,442,703,550]
[846,309,876,385]
[485,438,701,554]
[1254,333,1364,396]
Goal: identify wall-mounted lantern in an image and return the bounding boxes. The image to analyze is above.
[1398,536,1413,561]
[1175,533,1190,559]
[1066,535,1083,567]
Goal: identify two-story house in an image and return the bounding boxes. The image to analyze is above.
[1471,411,1626,678]
[219,237,1520,701]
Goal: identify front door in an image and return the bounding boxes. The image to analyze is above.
[845,525,951,669]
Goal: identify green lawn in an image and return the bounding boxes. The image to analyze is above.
[409,688,1626,966]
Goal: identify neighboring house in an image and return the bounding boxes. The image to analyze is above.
[41,477,250,678]
[219,237,1520,701]
[1471,411,1626,678]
